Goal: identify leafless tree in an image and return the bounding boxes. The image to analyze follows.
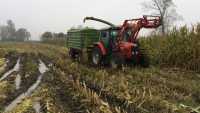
[142,0,182,34]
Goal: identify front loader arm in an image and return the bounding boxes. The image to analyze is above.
[141,15,161,28]
[118,15,161,42]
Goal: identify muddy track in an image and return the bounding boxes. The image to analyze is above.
[47,64,149,113]
[0,51,19,78]
[5,52,19,69]
[78,77,149,113]
[79,64,200,107]
[0,58,20,82]
[79,70,200,112]
[4,59,48,112]
[70,71,188,113]
[42,69,87,113]
[0,55,21,110]
[39,55,125,113]
[0,52,41,112]
[122,69,200,105]
[19,53,40,90]
[38,65,115,113]
[52,71,141,112]
[125,68,199,103]
[39,55,174,113]
[67,68,193,112]
[39,51,199,113]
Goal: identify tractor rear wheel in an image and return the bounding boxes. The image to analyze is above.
[110,53,124,69]
[91,47,102,66]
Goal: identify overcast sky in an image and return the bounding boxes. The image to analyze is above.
[0,0,200,40]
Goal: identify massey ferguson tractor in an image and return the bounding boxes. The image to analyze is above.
[66,16,161,68]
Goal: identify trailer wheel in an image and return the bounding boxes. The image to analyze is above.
[110,53,124,69]
[91,47,102,66]
[69,48,76,60]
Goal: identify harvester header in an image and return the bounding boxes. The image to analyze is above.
[83,17,116,27]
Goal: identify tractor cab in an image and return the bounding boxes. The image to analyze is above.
[99,27,120,51]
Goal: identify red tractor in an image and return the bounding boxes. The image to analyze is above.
[83,16,161,68]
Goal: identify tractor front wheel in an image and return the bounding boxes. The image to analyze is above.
[91,47,102,66]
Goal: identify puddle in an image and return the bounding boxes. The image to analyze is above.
[48,63,53,67]
[39,60,48,74]
[15,74,21,90]
[33,99,41,113]
[0,58,20,81]
[4,60,48,112]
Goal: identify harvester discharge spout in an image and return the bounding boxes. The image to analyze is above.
[83,17,116,27]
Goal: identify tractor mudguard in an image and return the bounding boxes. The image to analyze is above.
[94,42,106,55]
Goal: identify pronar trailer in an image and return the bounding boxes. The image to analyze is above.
[66,28,100,62]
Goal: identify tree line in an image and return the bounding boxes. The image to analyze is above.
[40,26,86,46]
[0,20,31,42]
[40,31,66,46]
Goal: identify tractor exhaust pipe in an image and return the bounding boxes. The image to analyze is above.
[83,17,116,27]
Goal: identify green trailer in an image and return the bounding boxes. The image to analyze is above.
[66,28,100,62]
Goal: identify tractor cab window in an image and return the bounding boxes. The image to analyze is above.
[111,31,118,38]
[100,31,110,48]
[110,30,118,42]
[101,31,109,38]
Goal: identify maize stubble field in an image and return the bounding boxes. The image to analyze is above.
[0,25,200,113]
